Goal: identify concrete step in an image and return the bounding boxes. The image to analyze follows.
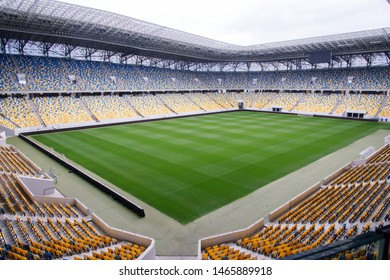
[155,255,197,260]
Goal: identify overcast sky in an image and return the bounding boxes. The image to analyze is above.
[60,0,390,46]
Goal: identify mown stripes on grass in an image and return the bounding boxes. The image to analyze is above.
[32,112,390,224]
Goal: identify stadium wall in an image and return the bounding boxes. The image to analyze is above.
[89,212,156,260]
[198,218,265,259]
[245,109,380,122]
[267,161,350,222]
[0,124,16,137]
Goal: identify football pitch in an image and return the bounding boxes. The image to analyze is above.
[31,111,390,224]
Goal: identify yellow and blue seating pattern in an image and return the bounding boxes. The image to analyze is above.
[0,146,148,260]
[202,146,390,260]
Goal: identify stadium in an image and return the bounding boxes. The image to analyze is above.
[0,0,389,261]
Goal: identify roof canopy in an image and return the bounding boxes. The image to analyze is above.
[0,0,389,69]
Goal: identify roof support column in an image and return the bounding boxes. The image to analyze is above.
[18,39,28,54]
[42,42,54,56]
[1,38,8,53]
[64,45,77,58]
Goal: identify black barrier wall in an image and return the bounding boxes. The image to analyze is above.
[18,134,146,217]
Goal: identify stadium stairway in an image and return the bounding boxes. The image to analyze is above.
[155,94,177,114]
[78,98,99,122]
[290,94,307,112]
[155,255,197,260]
[330,94,346,115]
[0,113,20,128]
[28,99,46,127]
[0,220,13,244]
[182,93,204,111]
[10,55,21,76]
[11,219,29,245]
[246,92,256,108]
[58,58,80,88]
[123,97,144,118]
[376,95,390,118]
[8,74,19,91]
[224,92,236,108]
[260,93,276,110]
[206,93,227,109]
[9,55,31,91]
[185,94,206,112]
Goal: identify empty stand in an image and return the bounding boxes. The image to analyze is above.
[1,54,388,93]
[186,92,224,111]
[202,144,390,260]
[125,94,172,117]
[81,95,137,121]
[294,93,342,114]
[335,93,384,116]
[0,143,152,260]
[157,93,203,114]
[0,97,40,128]
[0,53,389,131]
[34,96,92,125]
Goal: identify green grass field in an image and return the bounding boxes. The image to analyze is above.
[31,111,390,224]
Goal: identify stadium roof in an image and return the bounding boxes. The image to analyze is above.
[0,0,389,70]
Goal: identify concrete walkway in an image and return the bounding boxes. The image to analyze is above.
[7,129,390,256]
